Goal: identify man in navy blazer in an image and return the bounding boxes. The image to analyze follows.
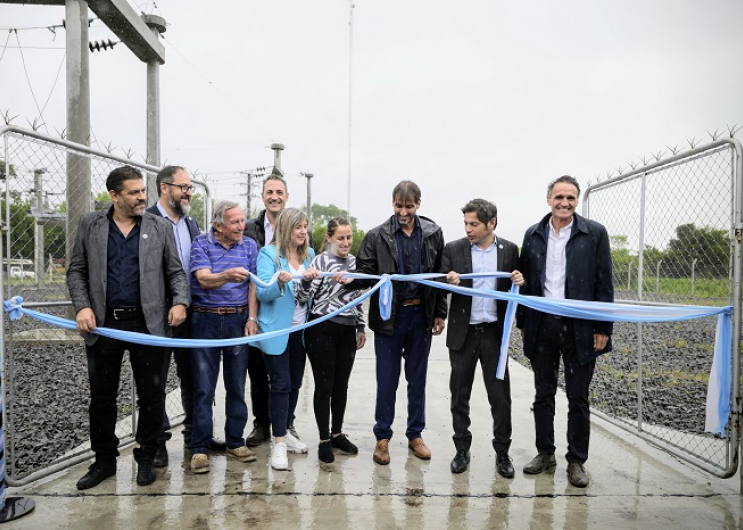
[441,199,523,477]
[67,165,188,490]
[146,165,225,467]
[517,175,614,488]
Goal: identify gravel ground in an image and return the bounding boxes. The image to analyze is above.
[509,316,720,435]
[3,286,727,478]
[4,294,181,479]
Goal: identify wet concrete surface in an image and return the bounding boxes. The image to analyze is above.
[5,333,742,529]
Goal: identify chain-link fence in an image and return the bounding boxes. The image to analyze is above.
[584,139,742,477]
[0,126,211,484]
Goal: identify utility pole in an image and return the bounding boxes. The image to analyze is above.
[65,0,91,286]
[271,143,285,171]
[142,14,167,205]
[32,168,46,283]
[302,172,314,228]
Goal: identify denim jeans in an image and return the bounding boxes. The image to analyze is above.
[263,331,307,438]
[373,304,432,441]
[189,311,250,454]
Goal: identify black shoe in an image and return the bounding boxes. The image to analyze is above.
[76,462,116,490]
[209,438,227,451]
[136,461,156,486]
[318,440,335,463]
[245,425,270,447]
[288,424,300,440]
[154,443,169,468]
[496,453,515,478]
[567,462,590,487]
[450,450,470,474]
[523,453,556,474]
[330,433,358,454]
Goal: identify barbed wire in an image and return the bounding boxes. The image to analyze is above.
[589,125,741,186]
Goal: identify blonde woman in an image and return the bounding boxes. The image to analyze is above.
[255,208,319,470]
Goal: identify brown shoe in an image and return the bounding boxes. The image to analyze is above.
[373,439,390,465]
[408,438,431,460]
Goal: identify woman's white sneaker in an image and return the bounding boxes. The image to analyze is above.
[271,440,289,470]
[285,432,308,454]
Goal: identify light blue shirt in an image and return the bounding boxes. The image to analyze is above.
[470,240,498,324]
[156,202,192,275]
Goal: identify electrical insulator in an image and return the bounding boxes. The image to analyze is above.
[88,39,117,53]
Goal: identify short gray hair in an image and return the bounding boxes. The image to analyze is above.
[212,200,242,225]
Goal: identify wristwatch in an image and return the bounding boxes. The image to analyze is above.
[248,317,258,323]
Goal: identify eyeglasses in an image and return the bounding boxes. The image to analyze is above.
[164,183,195,193]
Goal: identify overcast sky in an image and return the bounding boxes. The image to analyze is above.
[1,0,742,244]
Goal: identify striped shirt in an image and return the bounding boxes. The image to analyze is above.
[301,251,365,330]
[190,228,258,307]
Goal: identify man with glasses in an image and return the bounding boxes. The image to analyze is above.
[147,166,226,468]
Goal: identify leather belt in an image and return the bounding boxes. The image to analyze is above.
[401,298,421,307]
[107,307,143,321]
[193,305,248,315]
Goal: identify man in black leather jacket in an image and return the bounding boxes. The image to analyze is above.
[349,181,447,465]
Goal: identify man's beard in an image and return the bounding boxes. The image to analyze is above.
[169,195,191,216]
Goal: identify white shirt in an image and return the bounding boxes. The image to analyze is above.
[264,214,274,246]
[544,218,573,299]
[290,263,308,326]
[469,240,498,324]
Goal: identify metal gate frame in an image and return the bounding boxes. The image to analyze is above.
[0,125,213,485]
[584,138,742,480]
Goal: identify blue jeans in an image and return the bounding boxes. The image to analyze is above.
[263,331,307,438]
[373,305,432,441]
[189,311,250,454]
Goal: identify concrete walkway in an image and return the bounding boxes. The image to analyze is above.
[4,333,742,529]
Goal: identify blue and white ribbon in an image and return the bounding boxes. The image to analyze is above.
[3,268,733,436]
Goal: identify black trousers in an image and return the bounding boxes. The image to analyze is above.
[247,345,271,428]
[305,320,357,440]
[158,313,194,444]
[530,314,595,464]
[449,322,512,454]
[86,314,169,464]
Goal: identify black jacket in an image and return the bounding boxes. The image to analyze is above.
[351,215,447,335]
[245,209,268,248]
[517,212,614,365]
[245,209,312,250]
[441,236,519,351]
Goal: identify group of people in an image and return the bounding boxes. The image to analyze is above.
[67,166,613,491]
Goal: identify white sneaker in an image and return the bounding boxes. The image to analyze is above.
[271,440,289,470]
[285,431,309,454]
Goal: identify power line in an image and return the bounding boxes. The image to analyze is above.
[39,51,66,119]
[13,30,47,133]
[0,30,11,65]
[1,45,65,50]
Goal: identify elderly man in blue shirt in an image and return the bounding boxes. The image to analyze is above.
[188,200,260,474]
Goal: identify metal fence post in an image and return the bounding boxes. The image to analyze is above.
[0,220,35,522]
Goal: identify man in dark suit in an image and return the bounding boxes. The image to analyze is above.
[517,175,613,488]
[441,199,523,477]
[67,165,188,489]
[147,165,225,467]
